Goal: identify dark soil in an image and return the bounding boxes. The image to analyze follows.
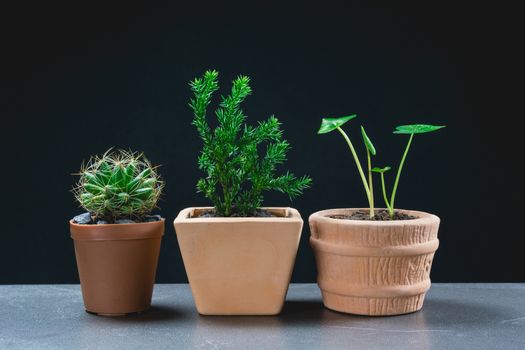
[72,213,162,224]
[329,210,417,221]
[195,209,277,218]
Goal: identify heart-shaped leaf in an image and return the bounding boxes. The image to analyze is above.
[360,126,376,155]
[318,115,357,134]
[372,166,391,173]
[393,124,446,134]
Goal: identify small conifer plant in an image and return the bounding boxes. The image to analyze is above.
[73,149,163,223]
[318,115,444,219]
[189,70,312,217]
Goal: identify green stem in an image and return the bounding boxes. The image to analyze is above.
[367,148,374,218]
[380,173,393,216]
[221,179,232,216]
[390,133,414,211]
[336,127,371,205]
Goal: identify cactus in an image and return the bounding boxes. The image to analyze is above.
[73,149,163,223]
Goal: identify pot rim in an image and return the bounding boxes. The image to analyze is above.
[309,208,439,226]
[174,207,303,224]
[70,218,165,241]
[69,217,166,227]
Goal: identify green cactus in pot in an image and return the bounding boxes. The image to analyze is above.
[73,149,163,223]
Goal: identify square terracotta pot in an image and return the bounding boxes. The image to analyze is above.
[174,207,303,315]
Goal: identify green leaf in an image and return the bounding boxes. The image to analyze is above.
[360,126,376,155]
[371,166,392,173]
[393,124,446,134]
[317,115,357,134]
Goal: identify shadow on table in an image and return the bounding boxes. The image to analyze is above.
[92,305,186,323]
[196,296,515,330]
[85,294,514,329]
[420,298,512,328]
[195,299,355,329]
[280,300,327,319]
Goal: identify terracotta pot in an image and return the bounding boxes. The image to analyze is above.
[309,209,440,316]
[70,219,164,316]
[174,207,303,315]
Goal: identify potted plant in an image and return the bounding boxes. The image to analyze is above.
[174,70,312,315]
[309,115,444,316]
[70,149,165,316]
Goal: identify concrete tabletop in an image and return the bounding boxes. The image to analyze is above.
[1,284,524,349]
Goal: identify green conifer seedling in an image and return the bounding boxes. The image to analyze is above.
[189,70,312,217]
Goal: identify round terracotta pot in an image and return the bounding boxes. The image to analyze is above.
[70,219,164,316]
[309,209,440,316]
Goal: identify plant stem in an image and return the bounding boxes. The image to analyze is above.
[367,148,374,218]
[390,133,414,212]
[221,181,231,216]
[336,127,371,206]
[380,173,393,216]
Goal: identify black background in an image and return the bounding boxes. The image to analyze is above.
[1,1,522,283]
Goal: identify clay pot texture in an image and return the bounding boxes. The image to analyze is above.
[70,219,164,316]
[309,209,440,316]
[174,207,303,315]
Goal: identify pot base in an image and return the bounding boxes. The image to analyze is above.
[321,291,426,316]
[85,308,149,317]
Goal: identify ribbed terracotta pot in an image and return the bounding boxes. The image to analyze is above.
[70,219,164,316]
[309,209,440,316]
[174,207,303,315]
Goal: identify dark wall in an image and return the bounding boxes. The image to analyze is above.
[1,1,521,283]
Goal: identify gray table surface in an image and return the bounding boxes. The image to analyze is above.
[1,284,524,350]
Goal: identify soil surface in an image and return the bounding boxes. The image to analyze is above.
[72,213,162,224]
[329,209,417,221]
[195,209,277,218]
